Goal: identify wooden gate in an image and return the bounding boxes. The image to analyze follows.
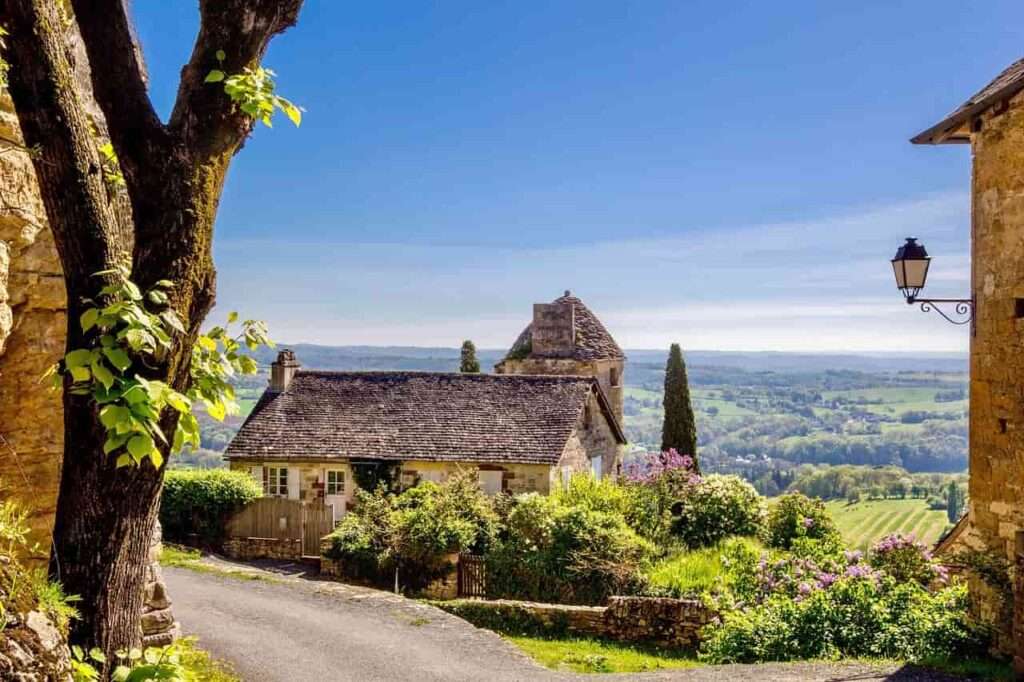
[225,497,335,557]
[457,553,486,598]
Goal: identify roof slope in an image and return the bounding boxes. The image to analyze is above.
[912,58,1024,144]
[506,293,625,361]
[225,371,623,464]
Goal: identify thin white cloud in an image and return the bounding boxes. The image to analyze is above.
[213,191,971,352]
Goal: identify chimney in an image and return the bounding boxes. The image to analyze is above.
[269,349,301,392]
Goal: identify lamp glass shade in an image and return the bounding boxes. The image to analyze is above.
[891,238,931,299]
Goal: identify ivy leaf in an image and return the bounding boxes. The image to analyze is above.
[115,454,132,468]
[279,98,303,127]
[103,433,130,455]
[102,347,132,372]
[160,311,186,335]
[197,336,217,352]
[205,70,225,83]
[92,361,115,391]
[215,49,226,61]
[69,365,91,383]
[80,308,100,333]
[127,433,155,460]
[65,349,93,369]
[148,449,164,469]
[147,289,168,305]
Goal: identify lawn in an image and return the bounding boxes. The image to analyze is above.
[826,498,951,550]
[506,636,698,674]
[644,537,762,597]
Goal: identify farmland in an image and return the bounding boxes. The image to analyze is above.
[826,498,952,550]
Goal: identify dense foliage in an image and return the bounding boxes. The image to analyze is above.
[762,493,841,550]
[487,491,655,605]
[324,471,497,591]
[160,469,262,545]
[671,475,764,549]
[661,344,698,468]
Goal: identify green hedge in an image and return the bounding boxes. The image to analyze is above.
[161,469,262,546]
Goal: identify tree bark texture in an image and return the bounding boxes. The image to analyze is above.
[0,0,303,663]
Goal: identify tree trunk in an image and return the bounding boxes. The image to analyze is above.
[1,0,303,665]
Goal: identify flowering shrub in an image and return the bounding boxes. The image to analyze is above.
[671,474,764,549]
[869,533,946,586]
[623,449,701,490]
[700,577,986,664]
[762,493,841,550]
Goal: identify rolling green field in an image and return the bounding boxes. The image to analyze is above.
[826,499,951,550]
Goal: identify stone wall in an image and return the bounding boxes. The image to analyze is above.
[434,596,714,649]
[0,91,66,561]
[557,391,622,480]
[223,536,303,561]
[964,87,1024,648]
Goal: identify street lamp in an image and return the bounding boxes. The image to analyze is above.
[891,237,973,329]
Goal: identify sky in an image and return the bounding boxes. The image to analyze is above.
[130,1,1024,353]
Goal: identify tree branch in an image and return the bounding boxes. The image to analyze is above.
[69,0,168,197]
[168,0,303,155]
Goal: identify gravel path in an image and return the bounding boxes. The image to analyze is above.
[164,560,969,682]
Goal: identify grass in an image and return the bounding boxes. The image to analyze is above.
[645,537,762,597]
[506,635,699,674]
[159,544,279,583]
[177,637,240,682]
[826,499,951,550]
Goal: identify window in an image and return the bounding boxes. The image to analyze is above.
[560,466,573,490]
[400,470,419,490]
[325,470,345,495]
[266,467,288,497]
[590,456,603,481]
[609,367,620,387]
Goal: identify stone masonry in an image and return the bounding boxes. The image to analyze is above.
[914,61,1024,656]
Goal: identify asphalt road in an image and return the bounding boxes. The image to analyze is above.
[165,564,971,682]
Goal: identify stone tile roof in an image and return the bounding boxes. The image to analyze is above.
[912,57,1024,144]
[225,371,624,465]
[506,293,625,361]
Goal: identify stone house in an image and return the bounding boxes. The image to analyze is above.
[225,352,625,519]
[912,57,1024,651]
[495,290,625,425]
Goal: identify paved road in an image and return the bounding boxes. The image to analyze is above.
[165,563,969,682]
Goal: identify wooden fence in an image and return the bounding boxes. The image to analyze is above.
[457,553,486,598]
[225,497,335,557]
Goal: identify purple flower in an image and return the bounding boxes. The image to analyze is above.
[844,550,863,564]
[816,572,837,588]
[802,517,815,529]
[845,564,870,579]
[797,582,812,595]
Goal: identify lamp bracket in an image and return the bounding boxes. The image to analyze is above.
[906,296,975,332]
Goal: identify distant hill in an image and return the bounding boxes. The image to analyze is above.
[253,343,967,375]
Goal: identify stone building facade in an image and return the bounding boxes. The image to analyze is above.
[495,291,626,425]
[912,58,1024,655]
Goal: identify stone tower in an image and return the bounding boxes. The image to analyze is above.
[495,291,625,425]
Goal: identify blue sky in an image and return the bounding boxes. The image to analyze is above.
[132,1,1022,352]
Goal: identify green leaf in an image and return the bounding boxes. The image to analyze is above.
[115,454,132,468]
[99,405,129,430]
[103,433,129,455]
[215,49,226,61]
[205,399,226,421]
[65,349,93,369]
[160,310,186,335]
[148,449,164,469]
[80,308,100,332]
[102,347,132,372]
[127,433,155,460]
[205,69,225,83]
[227,311,239,324]
[154,279,174,289]
[69,365,91,383]
[279,98,303,127]
[197,336,217,352]
[147,289,168,305]
[92,361,115,391]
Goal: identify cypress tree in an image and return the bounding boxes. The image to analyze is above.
[661,343,699,470]
[946,480,961,523]
[460,339,481,373]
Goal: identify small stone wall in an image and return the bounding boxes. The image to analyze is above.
[0,611,72,681]
[223,536,302,561]
[435,596,715,649]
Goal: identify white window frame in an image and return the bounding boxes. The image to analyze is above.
[325,469,346,496]
[266,466,289,497]
[591,455,603,480]
[560,465,573,490]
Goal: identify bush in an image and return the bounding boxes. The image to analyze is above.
[671,475,764,549]
[700,577,986,664]
[762,493,840,550]
[324,471,497,591]
[869,533,944,586]
[644,537,761,598]
[160,469,262,545]
[487,492,655,605]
